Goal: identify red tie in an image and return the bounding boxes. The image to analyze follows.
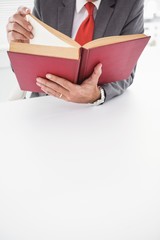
[75,2,95,46]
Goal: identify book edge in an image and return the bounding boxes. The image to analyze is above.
[83,34,150,49]
[9,42,80,60]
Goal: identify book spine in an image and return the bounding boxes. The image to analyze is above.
[77,48,89,84]
[74,59,81,84]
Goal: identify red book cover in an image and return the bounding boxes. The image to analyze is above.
[8,52,80,92]
[79,37,150,84]
[8,36,150,92]
[7,14,150,93]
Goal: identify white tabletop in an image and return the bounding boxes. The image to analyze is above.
[0,47,160,240]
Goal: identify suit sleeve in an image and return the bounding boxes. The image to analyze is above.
[102,0,144,102]
[32,0,41,19]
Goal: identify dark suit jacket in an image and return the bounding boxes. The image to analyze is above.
[32,0,144,101]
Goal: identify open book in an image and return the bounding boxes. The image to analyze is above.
[8,14,150,92]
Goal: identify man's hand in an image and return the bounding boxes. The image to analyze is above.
[36,63,102,104]
[6,7,33,43]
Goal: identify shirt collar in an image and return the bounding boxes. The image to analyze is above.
[76,0,102,13]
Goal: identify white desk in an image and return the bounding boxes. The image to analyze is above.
[0,47,160,240]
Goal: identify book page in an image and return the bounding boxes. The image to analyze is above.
[26,15,75,48]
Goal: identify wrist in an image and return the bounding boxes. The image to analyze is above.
[91,87,101,103]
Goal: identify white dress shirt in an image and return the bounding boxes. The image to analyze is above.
[71,0,102,39]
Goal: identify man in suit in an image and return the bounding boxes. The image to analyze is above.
[7,0,144,105]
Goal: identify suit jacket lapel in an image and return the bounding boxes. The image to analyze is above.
[58,0,75,37]
[94,0,116,39]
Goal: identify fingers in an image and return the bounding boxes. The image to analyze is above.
[45,74,74,91]
[8,13,33,32]
[7,31,30,42]
[7,22,33,40]
[17,7,31,16]
[7,7,33,43]
[36,77,69,98]
[36,64,103,104]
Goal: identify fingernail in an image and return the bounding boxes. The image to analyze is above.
[46,74,51,79]
[26,9,30,13]
[30,34,34,39]
[28,25,32,31]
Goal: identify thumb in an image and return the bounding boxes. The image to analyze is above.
[88,63,102,85]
